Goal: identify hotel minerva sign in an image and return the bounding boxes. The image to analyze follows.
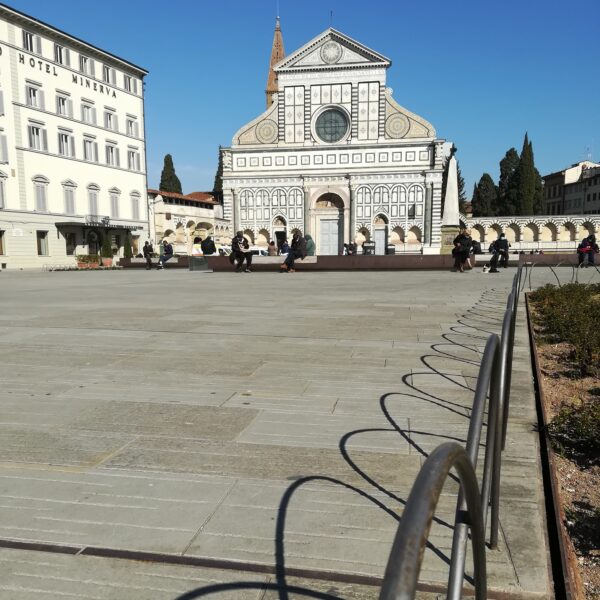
[0,43,118,98]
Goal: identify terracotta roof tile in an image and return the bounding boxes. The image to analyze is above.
[147,189,218,205]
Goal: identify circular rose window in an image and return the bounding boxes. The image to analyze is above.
[315,108,349,143]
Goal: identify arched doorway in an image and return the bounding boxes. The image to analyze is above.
[315,193,344,255]
[373,214,388,255]
[272,216,287,251]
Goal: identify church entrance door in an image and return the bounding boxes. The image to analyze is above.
[319,219,339,255]
[314,193,344,255]
[374,228,387,255]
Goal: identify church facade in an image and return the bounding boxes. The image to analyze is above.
[221,23,453,255]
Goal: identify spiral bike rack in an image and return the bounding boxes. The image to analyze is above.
[379,266,523,600]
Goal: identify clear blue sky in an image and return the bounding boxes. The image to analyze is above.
[8,0,600,195]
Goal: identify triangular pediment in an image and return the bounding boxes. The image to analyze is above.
[274,28,391,72]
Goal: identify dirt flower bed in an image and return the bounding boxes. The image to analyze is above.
[529,283,600,599]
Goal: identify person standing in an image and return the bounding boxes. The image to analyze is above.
[305,234,316,256]
[280,230,307,272]
[200,235,217,256]
[157,239,173,269]
[143,241,154,270]
[232,231,252,272]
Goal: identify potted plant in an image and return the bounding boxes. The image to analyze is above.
[76,254,100,269]
[100,234,113,267]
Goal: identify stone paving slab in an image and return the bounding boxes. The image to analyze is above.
[0,269,555,598]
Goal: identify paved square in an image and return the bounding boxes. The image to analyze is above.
[0,269,551,598]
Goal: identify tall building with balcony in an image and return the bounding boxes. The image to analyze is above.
[0,3,149,268]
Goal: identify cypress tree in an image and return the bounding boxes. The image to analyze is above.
[497,148,519,215]
[159,154,183,194]
[533,165,544,214]
[472,173,498,217]
[457,161,467,214]
[514,133,536,215]
[123,235,133,259]
[213,147,223,196]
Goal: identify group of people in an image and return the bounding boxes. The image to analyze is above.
[577,234,598,266]
[452,228,510,273]
[142,235,217,270]
[230,230,315,273]
[142,240,173,270]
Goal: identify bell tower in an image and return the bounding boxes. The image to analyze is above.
[265,16,285,108]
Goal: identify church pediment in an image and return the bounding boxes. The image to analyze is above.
[275,28,390,72]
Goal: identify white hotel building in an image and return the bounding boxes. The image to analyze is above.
[0,3,148,269]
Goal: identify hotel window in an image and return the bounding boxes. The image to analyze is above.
[130,191,140,220]
[104,109,118,131]
[102,64,116,85]
[56,94,73,117]
[25,84,45,110]
[33,176,49,212]
[58,130,75,157]
[109,188,120,218]
[83,136,98,162]
[36,230,49,255]
[87,184,99,215]
[28,123,48,151]
[126,117,139,137]
[0,171,6,209]
[0,131,7,164]
[124,75,138,94]
[127,148,140,171]
[81,102,96,125]
[105,143,120,167]
[62,181,76,215]
[23,30,41,54]
[79,55,95,77]
[54,44,70,66]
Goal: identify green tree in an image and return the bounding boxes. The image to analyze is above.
[213,147,223,196]
[497,148,519,215]
[472,173,498,217]
[533,164,544,214]
[100,232,113,258]
[159,154,182,194]
[123,235,133,259]
[457,161,467,214]
[514,133,536,215]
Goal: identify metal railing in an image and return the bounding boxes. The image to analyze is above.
[380,265,523,600]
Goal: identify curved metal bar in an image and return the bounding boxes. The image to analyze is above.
[379,443,487,600]
[447,335,501,599]
[547,264,563,288]
[501,296,515,450]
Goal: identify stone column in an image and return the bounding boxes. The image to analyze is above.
[348,179,356,243]
[344,207,350,244]
[303,180,311,236]
[424,182,433,245]
[232,188,240,234]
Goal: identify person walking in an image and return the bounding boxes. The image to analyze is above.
[280,230,307,273]
[142,240,154,270]
[157,239,173,269]
[305,234,316,256]
[200,235,217,256]
[232,231,252,272]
